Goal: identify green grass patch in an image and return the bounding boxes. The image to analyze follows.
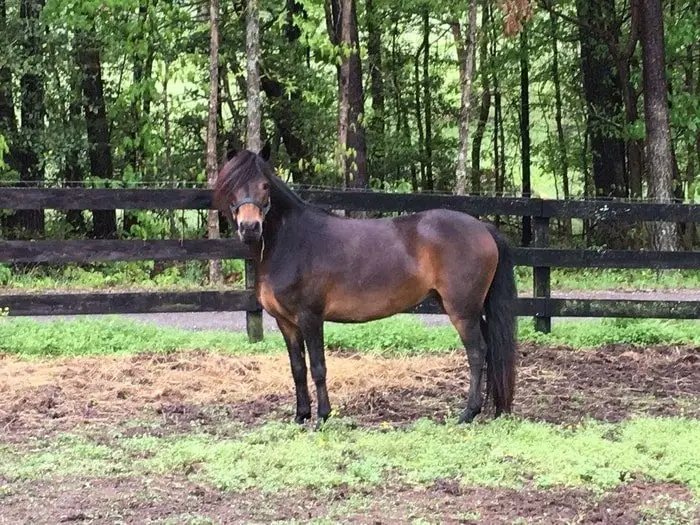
[0,435,130,480]
[2,263,699,294]
[0,260,245,291]
[2,417,700,495]
[515,268,700,294]
[0,316,698,358]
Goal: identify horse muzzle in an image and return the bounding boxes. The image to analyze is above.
[238,221,262,244]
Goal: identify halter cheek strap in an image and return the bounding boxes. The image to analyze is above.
[230,197,271,218]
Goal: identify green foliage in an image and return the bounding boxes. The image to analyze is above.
[0,135,8,170]
[1,260,245,290]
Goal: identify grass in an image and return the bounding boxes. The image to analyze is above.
[0,315,698,359]
[3,263,700,294]
[0,260,246,291]
[2,417,700,495]
[516,267,700,294]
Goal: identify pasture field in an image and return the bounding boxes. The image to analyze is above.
[1,317,699,524]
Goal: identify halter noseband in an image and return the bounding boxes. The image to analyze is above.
[230,197,271,219]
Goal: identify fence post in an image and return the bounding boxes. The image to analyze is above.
[245,259,264,342]
[532,213,551,333]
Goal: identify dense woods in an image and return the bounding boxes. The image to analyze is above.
[0,0,698,249]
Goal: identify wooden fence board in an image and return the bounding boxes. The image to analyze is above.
[3,188,698,222]
[408,298,700,319]
[0,239,251,263]
[3,292,697,320]
[511,248,700,269]
[0,290,258,316]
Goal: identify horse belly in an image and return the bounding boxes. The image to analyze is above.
[323,278,428,323]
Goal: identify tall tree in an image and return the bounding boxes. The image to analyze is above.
[258,0,313,184]
[422,8,433,191]
[245,0,262,153]
[414,40,425,189]
[206,0,222,282]
[366,0,385,183]
[520,27,531,246]
[452,0,479,195]
[0,0,15,143]
[545,0,642,199]
[16,0,45,235]
[327,0,368,188]
[470,0,491,195]
[640,0,679,250]
[0,0,16,236]
[550,10,571,235]
[64,66,87,234]
[77,29,117,238]
[576,0,627,199]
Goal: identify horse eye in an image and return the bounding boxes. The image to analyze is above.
[262,182,270,191]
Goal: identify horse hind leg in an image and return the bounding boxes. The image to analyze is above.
[442,300,486,423]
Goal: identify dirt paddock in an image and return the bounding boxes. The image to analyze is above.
[2,343,699,436]
[1,343,699,524]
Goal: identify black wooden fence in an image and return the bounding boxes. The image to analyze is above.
[1,188,699,341]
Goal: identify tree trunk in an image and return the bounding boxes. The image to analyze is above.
[123,1,153,236]
[76,31,117,239]
[0,0,17,236]
[682,39,697,247]
[16,0,45,237]
[245,0,262,153]
[453,0,478,196]
[617,0,643,198]
[0,0,15,140]
[65,68,86,234]
[550,11,571,236]
[470,0,490,196]
[366,0,385,183]
[519,28,532,245]
[206,0,222,282]
[258,0,313,185]
[339,0,367,187]
[491,4,506,199]
[493,90,502,224]
[576,0,627,199]
[422,9,433,191]
[640,0,679,250]
[551,14,568,199]
[414,45,425,189]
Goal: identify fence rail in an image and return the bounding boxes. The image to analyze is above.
[1,187,699,339]
[2,187,700,221]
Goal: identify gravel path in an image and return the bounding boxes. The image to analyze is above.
[23,289,700,333]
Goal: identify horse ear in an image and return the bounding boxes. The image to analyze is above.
[226,147,238,161]
[260,141,271,162]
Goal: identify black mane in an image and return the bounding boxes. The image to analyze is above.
[214,149,329,216]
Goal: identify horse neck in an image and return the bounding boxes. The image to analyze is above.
[253,182,305,271]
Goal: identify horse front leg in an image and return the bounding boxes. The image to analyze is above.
[299,314,331,428]
[276,318,311,424]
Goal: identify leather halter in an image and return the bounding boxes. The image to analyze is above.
[230,196,271,219]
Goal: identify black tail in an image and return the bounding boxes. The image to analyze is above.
[482,224,518,415]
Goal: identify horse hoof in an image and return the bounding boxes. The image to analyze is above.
[314,415,330,431]
[295,413,311,425]
[458,408,480,424]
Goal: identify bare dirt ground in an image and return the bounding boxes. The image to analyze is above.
[1,475,696,524]
[1,343,699,524]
